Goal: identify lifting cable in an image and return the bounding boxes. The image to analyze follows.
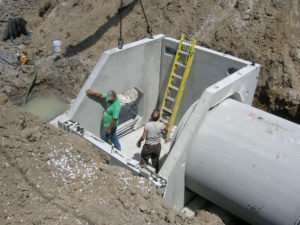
[139,0,153,38]
[117,0,153,49]
[118,0,124,49]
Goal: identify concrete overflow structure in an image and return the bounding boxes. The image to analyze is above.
[52,35,300,225]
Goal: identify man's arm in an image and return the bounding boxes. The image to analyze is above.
[106,119,117,135]
[137,129,148,147]
[86,89,103,99]
[163,121,169,132]
[106,104,121,135]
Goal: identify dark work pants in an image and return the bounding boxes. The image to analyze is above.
[141,143,161,173]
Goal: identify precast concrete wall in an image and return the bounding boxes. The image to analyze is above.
[64,34,253,136]
[186,98,300,225]
[159,37,250,124]
[66,35,165,136]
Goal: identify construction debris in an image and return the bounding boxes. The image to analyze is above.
[118,88,139,106]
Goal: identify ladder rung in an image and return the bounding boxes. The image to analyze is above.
[173,73,182,79]
[163,107,173,114]
[178,50,189,56]
[183,40,193,44]
[160,118,169,124]
[169,85,179,91]
[175,62,186,68]
[166,96,175,102]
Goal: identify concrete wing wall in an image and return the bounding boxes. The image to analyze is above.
[66,35,165,137]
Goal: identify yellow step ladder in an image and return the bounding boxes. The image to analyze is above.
[160,34,197,141]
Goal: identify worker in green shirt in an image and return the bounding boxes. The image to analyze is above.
[86,89,122,150]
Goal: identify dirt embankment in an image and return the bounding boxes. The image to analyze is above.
[202,0,300,122]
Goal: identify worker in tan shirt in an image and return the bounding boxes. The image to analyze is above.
[137,111,168,173]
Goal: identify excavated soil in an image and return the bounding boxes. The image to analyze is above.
[0,0,299,224]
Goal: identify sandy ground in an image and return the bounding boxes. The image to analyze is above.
[0,0,299,224]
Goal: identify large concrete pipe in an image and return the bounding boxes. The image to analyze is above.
[185,98,300,225]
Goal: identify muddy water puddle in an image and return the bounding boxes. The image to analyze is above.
[22,94,69,121]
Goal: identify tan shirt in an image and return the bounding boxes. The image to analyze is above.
[144,121,165,145]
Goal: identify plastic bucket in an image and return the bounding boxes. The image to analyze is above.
[53,40,62,53]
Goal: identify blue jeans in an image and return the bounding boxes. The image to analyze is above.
[101,126,121,151]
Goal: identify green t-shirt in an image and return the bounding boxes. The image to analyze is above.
[102,93,121,128]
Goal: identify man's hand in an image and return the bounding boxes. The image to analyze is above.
[106,127,112,136]
[137,129,147,148]
[86,89,94,96]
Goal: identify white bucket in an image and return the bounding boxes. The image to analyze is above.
[53,40,62,53]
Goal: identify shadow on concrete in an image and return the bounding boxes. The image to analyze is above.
[133,152,141,162]
[64,0,138,58]
[158,151,169,172]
